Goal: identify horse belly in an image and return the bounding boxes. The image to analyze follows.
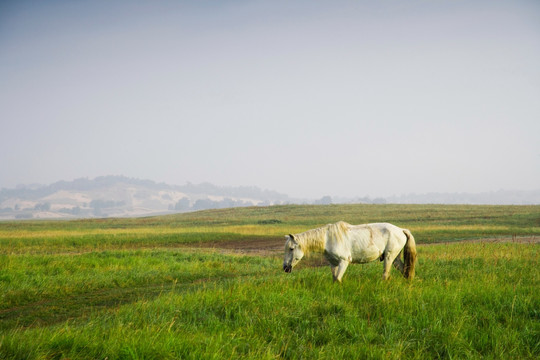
[351,244,382,264]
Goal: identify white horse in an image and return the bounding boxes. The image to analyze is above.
[283,221,417,282]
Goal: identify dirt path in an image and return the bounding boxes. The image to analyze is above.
[187,237,285,256]
[184,236,539,256]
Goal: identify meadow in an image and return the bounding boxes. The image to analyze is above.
[0,204,539,359]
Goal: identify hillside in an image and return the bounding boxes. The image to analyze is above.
[1,176,539,220]
[0,176,290,220]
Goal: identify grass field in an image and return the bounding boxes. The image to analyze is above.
[0,204,539,359]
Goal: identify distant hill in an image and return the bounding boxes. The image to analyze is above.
[1,176,538,220]
[324,190,540,206]
[385,190,540,205]
[0,176,290,220]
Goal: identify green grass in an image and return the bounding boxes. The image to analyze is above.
[0,204,538,255]
[0,204,539,359]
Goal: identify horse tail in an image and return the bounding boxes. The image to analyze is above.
[402,229,417,280]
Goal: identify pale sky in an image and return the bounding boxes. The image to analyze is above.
[1,0,539,199]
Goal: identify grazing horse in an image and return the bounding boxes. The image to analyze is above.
[283,221,417,282]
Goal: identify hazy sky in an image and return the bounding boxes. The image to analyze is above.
[1,0,539,199]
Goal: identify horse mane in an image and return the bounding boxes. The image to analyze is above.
[294,221,350,253]
[327,221,350,244]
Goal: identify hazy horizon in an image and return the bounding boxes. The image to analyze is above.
[1,0,539,199]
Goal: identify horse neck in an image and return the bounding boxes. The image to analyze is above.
[297,227,327,253]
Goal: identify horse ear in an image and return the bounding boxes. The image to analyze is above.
[289,234,297,242]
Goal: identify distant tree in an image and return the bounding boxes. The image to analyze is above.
[58,206,81,215]
[90,199,121,209]
[174,197,191,211]
[314,196,332,205]
[192,198,217,211]
[219,198,236,209]
[34,203,51,211]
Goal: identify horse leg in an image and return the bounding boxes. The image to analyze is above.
[392,252,405,276]
[393,257,405,275]
[333,260,349,283]
[330,264,339,279]
[382,250,400,280]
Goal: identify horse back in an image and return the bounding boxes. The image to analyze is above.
[347,223,407,263]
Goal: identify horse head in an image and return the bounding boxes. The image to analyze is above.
[283,234,304,273]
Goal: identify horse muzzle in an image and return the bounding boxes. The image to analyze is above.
[283,264,292,273]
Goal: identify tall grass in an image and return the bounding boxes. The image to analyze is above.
[1,242,538,359]
[0,204,539,359]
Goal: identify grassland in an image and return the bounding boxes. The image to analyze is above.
[0,204,539,359]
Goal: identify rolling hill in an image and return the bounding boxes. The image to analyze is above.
[0,176,290,220]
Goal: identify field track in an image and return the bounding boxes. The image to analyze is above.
[2,236,536,324]
[181,235,539,255]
